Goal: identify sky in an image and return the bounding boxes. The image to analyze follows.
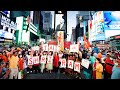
[51,11,78,41]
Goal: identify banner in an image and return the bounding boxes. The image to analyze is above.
[33,56,39,64]
[40,55,47,64]
[57,31,64,51]
[74,62,80,73]
[49,45,54,51]
[67,60,74,69]
[47,55,53,64]
[42,44,48,51]
[81,59,90,69]
[69,44,79,52]
[64,41,71,49]
[60,59,66,68]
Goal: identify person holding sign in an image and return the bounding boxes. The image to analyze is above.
[40,53,47,73]
[33,52,40,74]
[82,55,92,79]
[46,52,53,73]
[53,52,59,73]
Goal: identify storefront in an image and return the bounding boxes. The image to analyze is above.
[0,12,17,45]
[109,35,120,50]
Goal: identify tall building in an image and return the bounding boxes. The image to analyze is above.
[40,11,52,41]
[0,11,17,44]
[42,11,52,32]
[71,27,76,43]
[10,11,40,45]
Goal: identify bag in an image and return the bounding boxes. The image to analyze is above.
[18,71,21,79]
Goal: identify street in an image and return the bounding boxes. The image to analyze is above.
[24,72,77,79]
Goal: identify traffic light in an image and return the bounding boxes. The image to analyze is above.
[22,16,30,32]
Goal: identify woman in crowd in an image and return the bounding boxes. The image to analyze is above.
[46,51,53,73]
[18,54,24,79]
[26,50,33,74]
[40,51,47,73]
[53,52,59,73]
[33,51,40,74]
[82,55,92,79]
[89,53,96,66]
[93,58,103,79]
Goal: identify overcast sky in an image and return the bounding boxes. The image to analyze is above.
[51,11,78,41]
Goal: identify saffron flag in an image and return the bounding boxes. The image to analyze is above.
[83,35,90,49]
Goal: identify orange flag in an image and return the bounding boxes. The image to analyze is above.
[83,35,90,49]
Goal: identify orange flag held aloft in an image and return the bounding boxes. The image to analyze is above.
[83,35,90,49]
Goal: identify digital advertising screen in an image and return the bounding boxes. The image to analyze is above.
[104,11,120,38]
[92,11,105,41]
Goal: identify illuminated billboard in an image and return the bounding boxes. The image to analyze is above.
[104,11,120,38]
[92,11,105,41]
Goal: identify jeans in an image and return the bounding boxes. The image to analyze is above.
[9,68,18,79]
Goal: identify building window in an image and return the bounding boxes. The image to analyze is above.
[4,27,8,32]
[0,24,3,30]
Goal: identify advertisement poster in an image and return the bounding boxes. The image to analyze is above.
[104,11,120,38]
[57,31,64,51]
[93,11,105,41]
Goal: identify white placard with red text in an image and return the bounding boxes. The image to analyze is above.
[32,46,39,51]
[74,62,80,73]
[69,44,79,52]
[33,56,40,64]
[42,44,48,51]
[67,60,74,69]
[81,59,90,69]
[28,56,34,65]
[49,45,54,51]
[60,59,66,68]
[40,55,47,64]
[53,45,59,52]
[47,55,53,64]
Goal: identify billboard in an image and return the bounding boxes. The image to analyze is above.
[0,30,14,39]
[104,11,120,38]
[93,11,105,41]
[57,31,64,51]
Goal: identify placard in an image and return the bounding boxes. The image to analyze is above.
[42,44,48,51]
[60,59,66,68]
[69,44,79,52]
[47,55,53,64]
[28,56,34,65]
[53,45,59,52]
[32,46,39,51]
[49,45,54,51]
[74,62,80,73]
[67,60,74,69]
[40,55,47,64]
[81,59,90,69]
[33,56,39,64]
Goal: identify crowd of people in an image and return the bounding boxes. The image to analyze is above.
[0,44,120,79]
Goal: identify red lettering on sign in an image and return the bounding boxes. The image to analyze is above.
[68,61,73,67]
[62,60,66,66]
[29,58,32,64]
[74,63,80,70]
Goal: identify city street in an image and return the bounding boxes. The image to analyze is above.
[24,72,76,79]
